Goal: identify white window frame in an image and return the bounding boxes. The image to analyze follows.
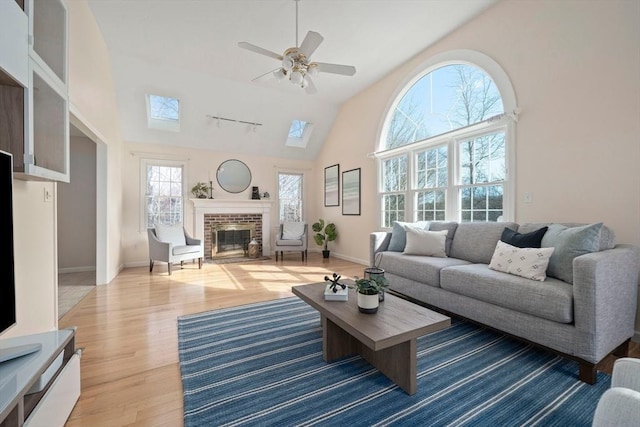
[375,50,517,229]
[277,171,305,223]
[139,158,188,231]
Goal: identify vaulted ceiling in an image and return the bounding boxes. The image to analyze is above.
[87,0,497,160]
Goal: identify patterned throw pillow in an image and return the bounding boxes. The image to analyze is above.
[387,221,430,252]
[489,240,555,281]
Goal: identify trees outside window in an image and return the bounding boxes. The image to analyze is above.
[278,173,303,222]
[142,160,185,229]
[379,60,514,227]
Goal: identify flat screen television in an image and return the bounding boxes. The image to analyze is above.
[0,150,41,363]
[0,150,16,335]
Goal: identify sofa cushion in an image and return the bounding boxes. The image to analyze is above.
[282,222,305,240]
[541,223,603,284]
[449,222,519,264]
[428,222,459,256]
[489,240,555,281]
[173,245,201,255]
[501,226,548,248]
[377,251,470,287]
[155,224,186,247]
[388,221,429,252]
[518,222,616,251]
[403,228,447,257]
[440,264,574,323]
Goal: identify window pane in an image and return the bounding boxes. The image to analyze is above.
[381,194,404,227]
[146,164,183,228]
[279,173,303,222]
[383,156,407,192]
[459,132,506,185]
[384,64,504,149]
[459,184,503,223]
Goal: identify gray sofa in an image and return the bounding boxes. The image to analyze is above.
[370,221,640,383]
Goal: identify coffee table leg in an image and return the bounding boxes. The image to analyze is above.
[322,315,358,362]
[358,338,417,395]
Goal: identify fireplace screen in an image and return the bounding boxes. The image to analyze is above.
[211,224,256,258]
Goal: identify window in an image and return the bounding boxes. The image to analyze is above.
[378,53,516,227]
[146,94,180,132]
[286,120,314,148]
[142,160,185,229]
[278,173,303,222]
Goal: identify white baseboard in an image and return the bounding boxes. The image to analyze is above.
[58,266,96,274]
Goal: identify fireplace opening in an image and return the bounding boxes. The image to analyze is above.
[211,223,256,258]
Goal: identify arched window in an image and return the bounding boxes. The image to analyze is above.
[378,51,517,227]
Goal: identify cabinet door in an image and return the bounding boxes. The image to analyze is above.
[0,0,29,87]
[24,60,69,182]
[27,0,68,87]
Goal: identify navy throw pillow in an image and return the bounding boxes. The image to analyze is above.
[501,226,548,248]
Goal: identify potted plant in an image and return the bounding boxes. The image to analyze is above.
[353,275,389,314]
[312,219,337,258]
[191,182,211,198]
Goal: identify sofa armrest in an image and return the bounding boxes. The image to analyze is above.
[369,232,392,266]
[148,229,172,262]
[572,244,640,360]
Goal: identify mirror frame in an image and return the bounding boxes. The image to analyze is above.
[216,159,252,193]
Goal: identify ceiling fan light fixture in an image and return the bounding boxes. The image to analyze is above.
[282,55,294,71]
[273,69,287,80]
[290,69,304,85]
[308,64,319,77]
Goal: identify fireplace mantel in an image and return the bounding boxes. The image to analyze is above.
[191,199,274,255]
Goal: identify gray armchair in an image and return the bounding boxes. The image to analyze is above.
[592,358,640,426]
[274,222,308,261]
[148,225,203,275]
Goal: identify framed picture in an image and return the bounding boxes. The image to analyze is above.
[324,164,340,207]
[342,168,361,216]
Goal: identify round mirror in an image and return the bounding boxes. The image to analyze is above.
[216,159,252,193]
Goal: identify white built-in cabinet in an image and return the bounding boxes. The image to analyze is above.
[0,0,70,182]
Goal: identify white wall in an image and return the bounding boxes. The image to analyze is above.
[121,142,316,266]
[315,1,640,326]
[58,135,96,271]
[6,0,123,338]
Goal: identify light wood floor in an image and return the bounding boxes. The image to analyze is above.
[59,253,639,427]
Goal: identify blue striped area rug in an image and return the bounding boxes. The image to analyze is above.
[177,297,610,427]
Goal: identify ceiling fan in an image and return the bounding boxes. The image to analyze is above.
[238,0,356,94]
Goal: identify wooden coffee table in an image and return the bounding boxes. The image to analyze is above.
[292,282,450,395]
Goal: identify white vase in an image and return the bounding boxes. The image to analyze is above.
[357,292,379,314]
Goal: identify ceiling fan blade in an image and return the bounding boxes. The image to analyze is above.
[304,75,317,95]
[299,31,324,59]
[315,62,356,76]
[238,42,283,60]
[252,68,280,82]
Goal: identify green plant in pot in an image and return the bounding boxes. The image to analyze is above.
[191,182,211,198]
[353,275,389,314]
[312,219,337,258]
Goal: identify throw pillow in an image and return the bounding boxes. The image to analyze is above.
[501,226,548,248]
[489,240,555,281]
[388,221,429,252]
[403,227,448,257]
[155,224,186,247]
[282,223,305,240]
[541,222,603,284]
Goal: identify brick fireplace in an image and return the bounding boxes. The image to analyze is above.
[191,199,273,259]
[205,215,260,259]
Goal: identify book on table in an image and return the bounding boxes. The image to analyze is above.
[324,284,348,301]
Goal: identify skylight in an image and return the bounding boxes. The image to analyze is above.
[286,120,313,148]
[146,94,180,132]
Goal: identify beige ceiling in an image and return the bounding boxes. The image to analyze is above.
[87,0,497,160]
